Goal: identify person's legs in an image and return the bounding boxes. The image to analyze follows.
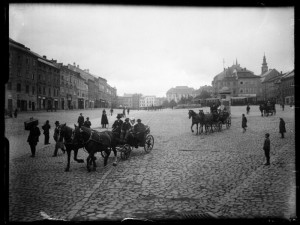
[45,134,50,144]
[30,144,36,157]
[264,150,270,165]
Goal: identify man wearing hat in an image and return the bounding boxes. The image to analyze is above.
[77,113,84,128]
[133,119,146,146]
[112,114,123,137]
[121,118,132,141]
[83,117,91,128]
[53,121,66,157]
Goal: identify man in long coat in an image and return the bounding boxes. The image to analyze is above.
[263,133,271,165]
[77,113,84,128]
[27,123,41,157]
[42,120,51,145]
[279,118,286,138]
[242,114,247,133]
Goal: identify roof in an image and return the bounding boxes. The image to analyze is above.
[213,63,256,82]
[261,69,281,83]
[166,86,195,94]
[281,70,294,80]
[37,58,59,69]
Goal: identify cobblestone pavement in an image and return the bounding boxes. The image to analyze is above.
[7,106,296,221]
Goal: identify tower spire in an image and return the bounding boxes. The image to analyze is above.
[261,53,268,75]
[236,58,238,65]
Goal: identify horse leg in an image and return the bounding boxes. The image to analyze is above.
[196,123,198,135]
[92,153,97,171]
[73,148,84,163]
[112,146,118,166]
[103,148,110,167]
[86,154,91,172]
[65,148,71,172]
[191,123,194,133]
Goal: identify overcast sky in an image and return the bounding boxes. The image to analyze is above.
[9,5,294,97]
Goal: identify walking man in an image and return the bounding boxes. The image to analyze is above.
[77,113,84,128]
[101,109,109,128]
[53,121,65,157]
[279,118,286,138]
[263,133,271,165]
[110,108,114,116]
[42,120,51,145]
[242,114,247,133]
[27,123,41,157]
[127,108,130,115]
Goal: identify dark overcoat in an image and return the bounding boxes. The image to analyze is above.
[84,120,92,128]
[78,115,84,125]
[242,117,247,128]
[101,114,109,125]
[27,126,41,145]
[279,120,286,133]
[263,138,270,151]
[42,123,51,134]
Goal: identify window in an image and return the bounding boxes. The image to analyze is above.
[32,86,35,95]
[26,85,29,93]
[7,82,12,90]
[240,81,243,84]
[29,101,31,108]
[17,69,21,77]
[32,73,34,80]
[43,87,46,95]
[240,89,243,93]
[49,88,51,96]
[17,83,21,92]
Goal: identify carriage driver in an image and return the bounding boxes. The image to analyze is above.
[112,114,123,137]
[133,119,146,147]
[120,118,132,141]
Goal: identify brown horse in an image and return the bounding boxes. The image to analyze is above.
[77,126,120,172]
[198,110,218,133]
[57,124,85,172]
[188,110,204,135]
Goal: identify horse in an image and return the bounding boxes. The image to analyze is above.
[199,110,218,133]
[57,124,85,172]
[188,110,202,135]
[75,126,120,172]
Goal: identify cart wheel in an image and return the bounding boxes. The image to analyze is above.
[144,135,154,153]
[121,144,131,160]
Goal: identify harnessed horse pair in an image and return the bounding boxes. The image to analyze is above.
[57,124,118,172]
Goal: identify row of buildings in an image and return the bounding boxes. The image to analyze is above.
[117,94,166,109]
[6,38,118,112]
[165,55,294,105]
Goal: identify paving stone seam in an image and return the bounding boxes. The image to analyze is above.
[65,165,116,220]
[213,142,294,218]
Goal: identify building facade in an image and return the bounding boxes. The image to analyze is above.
[166,86,197,103]
[36,56,60,111]
[212,60,262,102]
[278,70,294,105]
[7,38,38,112]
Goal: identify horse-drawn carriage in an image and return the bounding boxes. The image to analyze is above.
[115,125,154,160]
[259,101,276,116]
[188,99,231,135]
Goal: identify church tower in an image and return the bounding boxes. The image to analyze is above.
[261,53,268,75]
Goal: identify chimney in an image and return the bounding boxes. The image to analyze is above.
[73,62,76,66]
[281,71,282,74]
[77,65,79,68]
[43,55,46,59]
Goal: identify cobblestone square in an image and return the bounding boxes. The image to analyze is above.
[7,106,295,221]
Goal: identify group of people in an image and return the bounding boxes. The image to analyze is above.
[112,114,146,147]
[240,111,287,166]
[27,120,65,157]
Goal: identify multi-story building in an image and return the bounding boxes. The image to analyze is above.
[140,95,157,108]
[7,38,38,112]
[198,85,213,96]
[36,56,60,111]
[212,60,262,102]
[166,86,197,103]
[51,61,80,110]
[132,93,143,109]
[277,70,294,105]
